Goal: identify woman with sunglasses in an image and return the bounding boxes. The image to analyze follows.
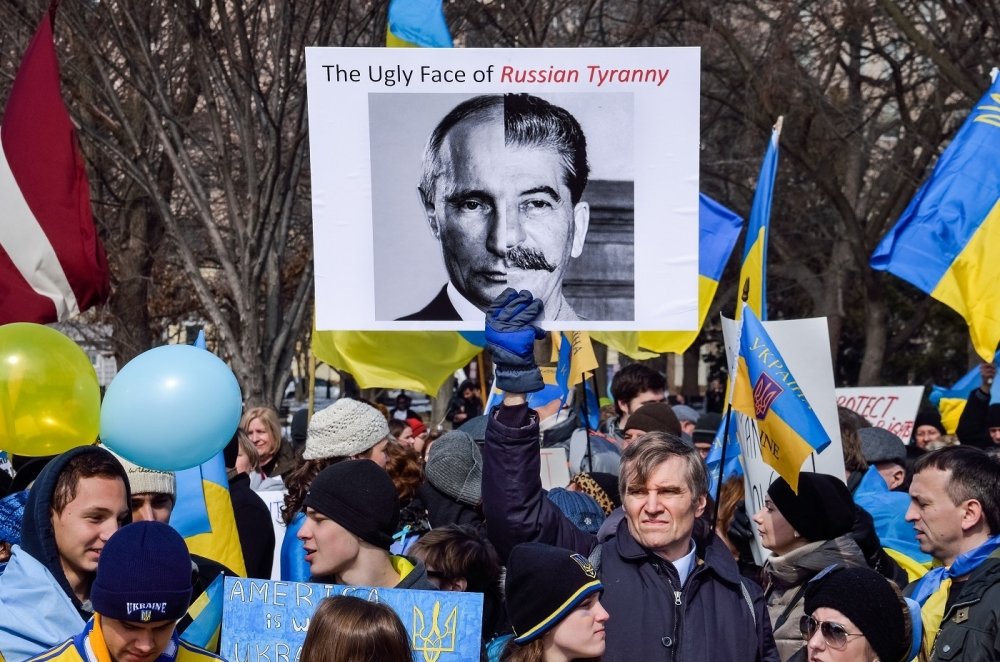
[753,472,869,660]
[801,565,918,662]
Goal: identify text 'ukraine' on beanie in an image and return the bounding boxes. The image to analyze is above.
[303,460,399,550]
[90,521,192,622]
[505,542,603,643]
[767,472,855,542]
[424,431,482,506]
[304,399,389,460]
[804,565,909,662]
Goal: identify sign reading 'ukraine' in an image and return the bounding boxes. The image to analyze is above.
[220,577,482,662]
[731,305,831,492]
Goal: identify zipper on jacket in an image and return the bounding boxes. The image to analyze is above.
[667,575,682,662]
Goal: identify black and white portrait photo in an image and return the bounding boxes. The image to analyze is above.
[370,92,635,324]
[306,47,700,331]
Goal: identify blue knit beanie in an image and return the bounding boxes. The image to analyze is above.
[0,490,27,545]
[90,522,192,622]
[546,488,606,534]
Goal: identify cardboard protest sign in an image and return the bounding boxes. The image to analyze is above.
[540,447,571,490]
[306,47,700,332]
[221,577,483,662]
[835,386,924,443]
[721,315,846,565]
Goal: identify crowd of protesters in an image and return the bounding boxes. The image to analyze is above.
[1,288,999,662]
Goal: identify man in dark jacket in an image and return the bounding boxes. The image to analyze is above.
[481,288,778,662]
[904,446,1000,661]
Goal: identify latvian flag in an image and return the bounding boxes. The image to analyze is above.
[0,7,109,324]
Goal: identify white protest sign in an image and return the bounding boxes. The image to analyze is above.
[540,447,571,490]
[255,489,288,581]
[721,315,846,565]
[835,386,924,443]
[306,47,700,332]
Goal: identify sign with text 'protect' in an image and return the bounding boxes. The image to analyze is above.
[220,577,483,662]
[835,386,924,443]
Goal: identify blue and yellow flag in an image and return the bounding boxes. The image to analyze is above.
[312,330,485,395]
[180,574,225,650]
[736,119,782,321]
[928,350,1000,433]
[170,451,246,577]
[386,0,452,48]
[731,305,830,492]
[871,74,1000,361]
[593,194,744,358]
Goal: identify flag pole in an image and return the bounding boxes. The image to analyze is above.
[581,371,594,473]
[711,279,750,531]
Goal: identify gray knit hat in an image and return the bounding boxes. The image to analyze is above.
[106,448,176,499]
[858,427,906,467]
[424,431,482,506]
[304,399,390,460]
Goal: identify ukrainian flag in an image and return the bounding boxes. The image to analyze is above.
[638,194,745,354]
[730,305,831,492]
[386,0,452,48]
[170,451,246,577]
[312,330,485,395]
[929,350,1000,433]
[736,119,782,321]
[179,574,224,650]
[871,74,1000,361]
[592,194,744,358]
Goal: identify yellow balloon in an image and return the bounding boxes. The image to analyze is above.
[0,323,101,456]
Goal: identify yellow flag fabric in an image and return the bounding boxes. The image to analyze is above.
[551,331,599,387]
[920,577,950,659]
[312,330,484,395]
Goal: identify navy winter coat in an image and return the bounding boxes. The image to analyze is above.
[483,403,779,662]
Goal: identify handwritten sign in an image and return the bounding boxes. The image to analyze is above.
[220,577,482,662]
[721,316,846,565]
[835,386,924,443]
[253,489,288,580]
[540,447,571,490]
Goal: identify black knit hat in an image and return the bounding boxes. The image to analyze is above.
[804,565,908,662]
[304,460,399,550]
[767,472,855,542]
[91,522,192,622]
[505,542,603,643]
[987,404,1000,429]
[623,401,682,437]
[913,408,945,436]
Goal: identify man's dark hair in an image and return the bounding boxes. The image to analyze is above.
[409,524,501,597]
[610,364,666,416]
[52,451,127,514]
[913,446,1000,533]
[419,93,590,205]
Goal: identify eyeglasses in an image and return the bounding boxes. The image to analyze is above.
[799,615,866,649]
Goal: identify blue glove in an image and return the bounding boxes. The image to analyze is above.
[486,288,545,393]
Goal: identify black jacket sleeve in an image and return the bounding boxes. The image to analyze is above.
[956,387,992,449]
[482,403,596,559]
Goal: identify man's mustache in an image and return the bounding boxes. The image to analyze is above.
[505,246,556,272]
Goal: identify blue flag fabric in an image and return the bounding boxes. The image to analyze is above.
[387,0,453,48]
[871,75,1000,361]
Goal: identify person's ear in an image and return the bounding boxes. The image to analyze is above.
[570,201,590,258]
[960,498,986,532]
[887,467,905,491]
[419,186,440,238]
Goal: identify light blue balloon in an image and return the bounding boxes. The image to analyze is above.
[100,344,243,471]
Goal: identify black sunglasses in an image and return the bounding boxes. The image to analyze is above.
[799,615,866,650]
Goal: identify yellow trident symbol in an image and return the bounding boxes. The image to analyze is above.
[412,601,459,662]
[974,93,1000,128]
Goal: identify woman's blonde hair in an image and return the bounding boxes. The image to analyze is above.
[300,596,411,662]
[240,406,282,456]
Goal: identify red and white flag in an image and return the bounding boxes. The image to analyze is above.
[0,8,109,324]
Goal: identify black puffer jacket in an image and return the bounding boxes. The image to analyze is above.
[483,403,778,662]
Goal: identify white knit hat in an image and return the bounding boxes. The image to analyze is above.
[304,399,390,460]
[106,448,176,499]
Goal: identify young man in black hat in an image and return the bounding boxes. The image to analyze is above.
[297,459,435,590]
[28,521,221,662]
